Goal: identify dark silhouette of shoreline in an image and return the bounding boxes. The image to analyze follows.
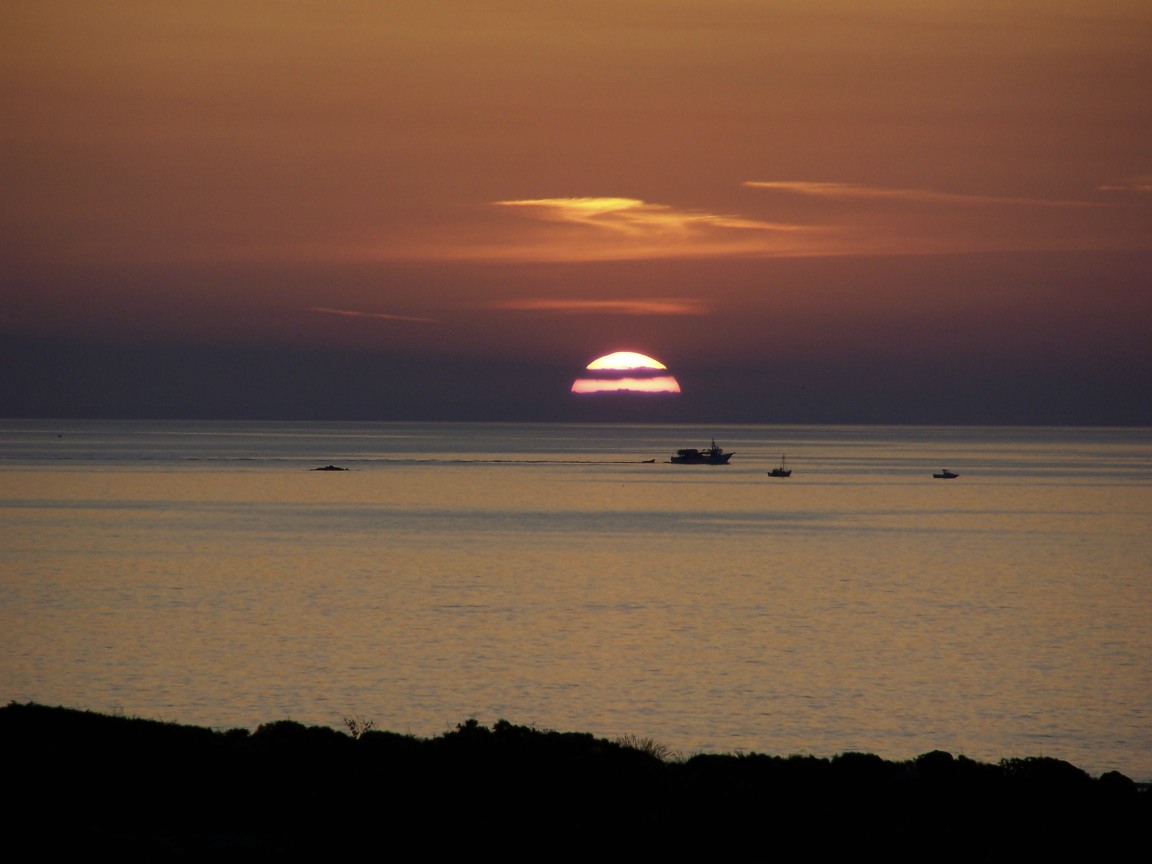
[4,702,1147,857]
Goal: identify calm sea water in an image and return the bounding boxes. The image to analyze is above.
[2,420,1150,781]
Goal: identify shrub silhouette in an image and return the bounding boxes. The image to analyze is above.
[2,701,1147,857]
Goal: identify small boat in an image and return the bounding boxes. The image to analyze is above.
[670,439,732,464]
[933,468,958,479]
[768,455,791,477]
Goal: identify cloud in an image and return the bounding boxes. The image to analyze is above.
[1096,176,1152,194]
[494,197,800,234]
[490,298,706,316]
[742,180,1098,208]
[309,307,438,324]
[309,177,1145,265]
[732,178,1152,256]
[461,196,819,261]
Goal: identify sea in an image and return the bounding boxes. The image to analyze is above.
[2,420,1150,781]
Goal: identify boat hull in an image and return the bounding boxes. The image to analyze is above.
[671,454,732,464]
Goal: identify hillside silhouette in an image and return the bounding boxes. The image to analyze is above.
[4,702,1147,858]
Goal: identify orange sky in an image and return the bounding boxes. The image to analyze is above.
[3,1,1150,422]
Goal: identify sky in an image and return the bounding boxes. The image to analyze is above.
[3,1,1151,424]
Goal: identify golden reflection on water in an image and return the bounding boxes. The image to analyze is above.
[2,443,1151,781]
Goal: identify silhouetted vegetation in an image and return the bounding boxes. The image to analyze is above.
[3,702,1147,857]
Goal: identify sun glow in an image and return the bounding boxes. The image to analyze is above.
[586,351,667,371]
[571,352,681,395]
[571,375,681,394]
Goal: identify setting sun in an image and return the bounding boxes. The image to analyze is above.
[585,351,668,371]
[571,352,682,394]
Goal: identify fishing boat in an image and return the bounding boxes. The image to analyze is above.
[768,455,791,477]
[670,439,732,464]
[933,468,958,479]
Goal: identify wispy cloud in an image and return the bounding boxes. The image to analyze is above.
[1096,176,1152,194]
[494,197,801,233]
[319,178,1144,265]
[309,307,438,324]
[490,298,706,316]
[743,180,1098,208]
[454,196,819,262]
